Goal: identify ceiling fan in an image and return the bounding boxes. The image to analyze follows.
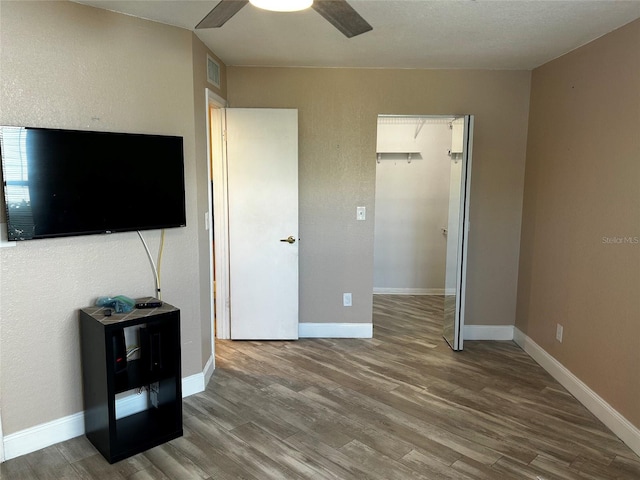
[195,0,373,38]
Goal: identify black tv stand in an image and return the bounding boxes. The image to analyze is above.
[79,300,182,463]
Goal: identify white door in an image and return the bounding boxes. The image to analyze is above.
[226,108,299,340]
[443,115,473,351]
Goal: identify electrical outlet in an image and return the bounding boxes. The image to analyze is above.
[343,293,352,307]
[556,323,563,343]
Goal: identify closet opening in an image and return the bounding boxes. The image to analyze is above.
[374,115,473,350]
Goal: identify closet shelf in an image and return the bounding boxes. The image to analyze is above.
[376,152,421,163]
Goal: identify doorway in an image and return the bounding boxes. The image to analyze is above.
[206,89,228,350]
[373,115,472,350]
[207,103,300,341]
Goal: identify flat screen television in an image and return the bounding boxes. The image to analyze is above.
[0,126,186,241]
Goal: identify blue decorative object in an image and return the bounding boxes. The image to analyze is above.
[95,295,136,313]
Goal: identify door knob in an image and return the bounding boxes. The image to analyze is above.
[280,236,296,244]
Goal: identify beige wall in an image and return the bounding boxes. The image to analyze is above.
[227,67,531,327]
[0,1,218,435]
[516,19,640,428]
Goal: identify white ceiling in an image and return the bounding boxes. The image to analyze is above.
[75,0,640,70]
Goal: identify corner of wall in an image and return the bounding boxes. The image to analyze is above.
[190,34,229,373]
[514,328,640,457]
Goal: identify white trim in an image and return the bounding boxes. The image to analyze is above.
[373,288,445,295]
[513,327,527,350]
[205,89,227,360]
[205,89,215,372]
[182,370,207,398]
[1,367,213,461]
[202,354,215,386]
[464,325,514,341]
[514,328,640,457]
[207,89,226,109]
[3,412,85,461]
[0,409,5,462]
[211,103,231,340]
[299,323,373,339]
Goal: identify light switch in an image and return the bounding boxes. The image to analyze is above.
[357,206,366,221]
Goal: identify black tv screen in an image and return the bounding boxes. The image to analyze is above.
[0,126,186,241]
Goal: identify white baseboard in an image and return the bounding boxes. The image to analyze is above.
[299,323,373,338]
[373,288,445,295]
[182,370,206,398]
[3,412,86,462]
[514,328,640,457]
[202,354,215,386]
[2,366,214,462]
[464,325,515,341]
[512,328,528,350]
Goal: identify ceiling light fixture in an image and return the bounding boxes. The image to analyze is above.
[249,0,313,12]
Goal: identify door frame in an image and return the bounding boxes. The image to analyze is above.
[0,405,4,462]
[373,114,473,350]
[206,89,231,344]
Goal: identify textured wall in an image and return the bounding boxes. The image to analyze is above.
[227,67,531,327]
[516,19,640,428]
[0,1,208,435]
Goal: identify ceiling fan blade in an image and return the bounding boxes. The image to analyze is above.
[312,0,372,38]
[196,0,249,29]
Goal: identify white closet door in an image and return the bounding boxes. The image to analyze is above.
[443,115,473,351]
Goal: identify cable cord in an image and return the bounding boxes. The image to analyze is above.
[137,231,161,300]
[126,346,141,358]
[156,229,165,299]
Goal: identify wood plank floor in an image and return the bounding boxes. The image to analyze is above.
[3,295,639,479]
